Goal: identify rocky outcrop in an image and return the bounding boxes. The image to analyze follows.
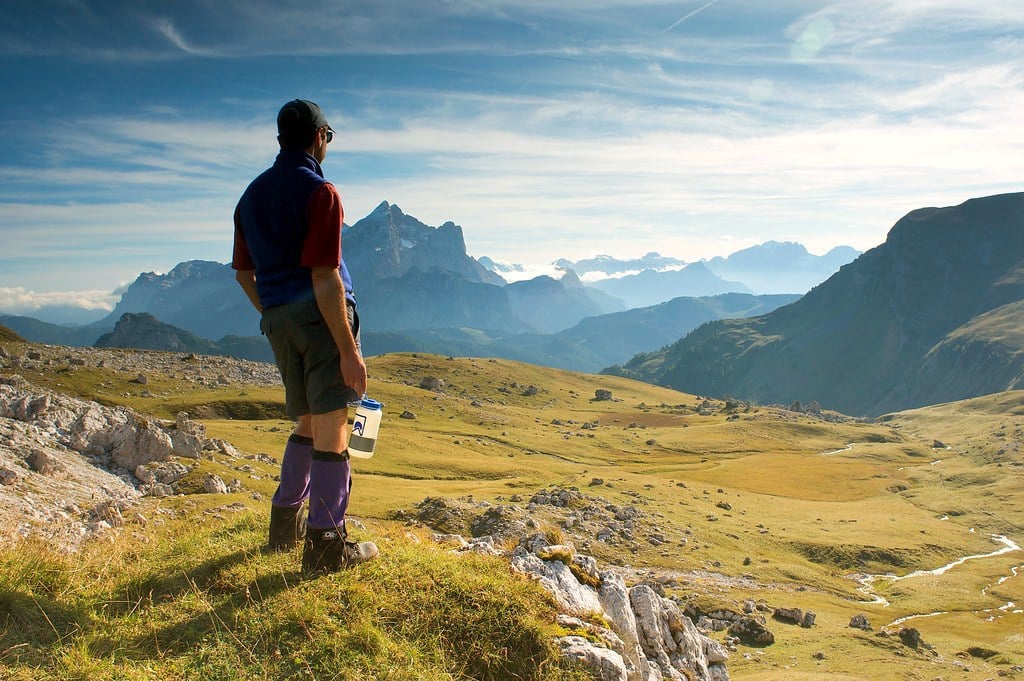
[511,536,730,681]
[408,492,730,680]
[0,376,258,550]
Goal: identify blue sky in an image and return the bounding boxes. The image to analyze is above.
[1,0,1022,315]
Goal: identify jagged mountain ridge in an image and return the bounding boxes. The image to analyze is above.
[344,201,504,287]
[607,192,1024,416]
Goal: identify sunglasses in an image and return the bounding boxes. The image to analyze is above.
[324,127,334,144]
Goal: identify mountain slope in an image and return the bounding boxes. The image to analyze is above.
[506,270,624,334]
[496,292,799,372]
[0,323,25,343]
[102,260,260,340]
[611,192,1024,416]
[0,314,112,346]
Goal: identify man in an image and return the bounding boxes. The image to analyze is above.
[232,98,377,575]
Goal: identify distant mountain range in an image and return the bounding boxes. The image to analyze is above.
[606,192,1024,416]
[589,261,752,309]
[334,291,799,373]
[553,252,686,276]
[3,199,856,379]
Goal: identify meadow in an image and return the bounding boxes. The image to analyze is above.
[2,346,1022,679]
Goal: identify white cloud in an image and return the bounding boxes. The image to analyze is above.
[0,287,117,313]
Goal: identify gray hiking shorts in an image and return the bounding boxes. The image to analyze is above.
[261,298,361,419]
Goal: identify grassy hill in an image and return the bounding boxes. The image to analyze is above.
[2,343,1022,679]
[0,324,25,343]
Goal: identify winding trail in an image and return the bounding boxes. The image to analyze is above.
[850,535,1022,628]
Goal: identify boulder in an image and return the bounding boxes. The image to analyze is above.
[203,473,229,494]
[727,617,774,646]
[27,448,65,476]
[772,607,803,625]
[419,376,445,391]
[110,415,174,470]
[510,547,604,617]
[898,628,925,649]
[849,614,872,631]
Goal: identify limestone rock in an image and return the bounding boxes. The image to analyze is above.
[134,461,190,487]
[27,448,65,476]
[510,546,604,617]
[557,637,628,681]
[511,536,730,681]
[203,473,229,494]
[110,414,174,469]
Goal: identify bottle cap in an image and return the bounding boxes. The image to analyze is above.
[359,397,382,410]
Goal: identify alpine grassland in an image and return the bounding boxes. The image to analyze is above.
[2,344,1022,679]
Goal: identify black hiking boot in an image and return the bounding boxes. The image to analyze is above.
[302,527,379,575]
[266,505,304,552]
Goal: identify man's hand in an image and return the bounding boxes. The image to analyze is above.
[340,348,367,398]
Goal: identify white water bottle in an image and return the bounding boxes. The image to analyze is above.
[348,397,382,459]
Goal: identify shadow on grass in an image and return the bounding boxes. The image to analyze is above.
[0,587,85,668]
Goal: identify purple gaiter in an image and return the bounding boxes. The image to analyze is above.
[271,434,313,508]
[307,451,352,530]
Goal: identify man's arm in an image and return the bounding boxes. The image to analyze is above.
[311,266,367,398]
[235,269,262,314]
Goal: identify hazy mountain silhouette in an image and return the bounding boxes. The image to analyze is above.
[704,241,861,293]
[591,261,751,309]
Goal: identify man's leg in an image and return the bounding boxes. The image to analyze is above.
[307,407,351,530]
[302,408,378,574]
[266,416,314,551]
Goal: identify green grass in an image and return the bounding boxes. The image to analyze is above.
[0,516,588,681]
[2,348,1023,679]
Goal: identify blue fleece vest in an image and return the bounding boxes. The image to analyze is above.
[236,150,355,309]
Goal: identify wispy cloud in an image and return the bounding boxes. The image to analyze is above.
[151,17,220,57]
[2,0,1022,295]
[664,0,721,32]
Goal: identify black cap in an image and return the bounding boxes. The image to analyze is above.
[277,99,330,148]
